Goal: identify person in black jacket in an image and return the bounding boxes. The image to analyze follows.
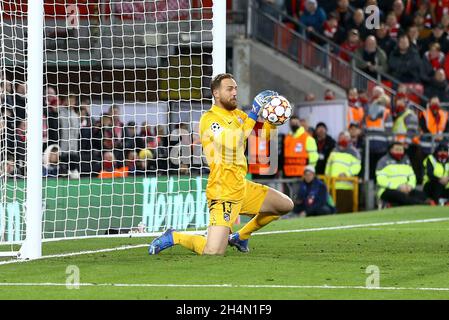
[419,23,449,56]
[375,22,396,57]
[293,165,336,217]
[388,34,424,83]
[314,122,335,175]
[424,69,449,102]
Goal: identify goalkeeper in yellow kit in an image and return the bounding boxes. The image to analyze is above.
[148,73,294,255]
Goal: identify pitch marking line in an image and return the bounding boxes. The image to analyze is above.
[1,216,449,266]
[253,217,449,235]
[1,282,449,292]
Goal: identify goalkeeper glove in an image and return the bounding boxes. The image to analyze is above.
[248,90,279,121]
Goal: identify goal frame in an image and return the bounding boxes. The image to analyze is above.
[1,0,226,260]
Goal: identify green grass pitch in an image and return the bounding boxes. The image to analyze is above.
[1,206,449,300]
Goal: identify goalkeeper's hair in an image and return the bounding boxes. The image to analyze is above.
[210,73,235,94]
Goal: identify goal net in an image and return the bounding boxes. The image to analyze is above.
[0,0,225,259]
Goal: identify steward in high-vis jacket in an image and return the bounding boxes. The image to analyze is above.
[376,142,428,207]
[282,116,318,177]
[325,131,361,213]
[423,141,449,204]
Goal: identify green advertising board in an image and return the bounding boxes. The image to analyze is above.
[0,175,209,241]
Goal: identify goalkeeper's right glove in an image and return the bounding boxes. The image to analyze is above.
[248,90,279,121]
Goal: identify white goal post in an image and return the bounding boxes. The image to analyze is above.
[0,0,226,260]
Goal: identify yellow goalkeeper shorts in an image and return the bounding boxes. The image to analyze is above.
[208,180,269,228]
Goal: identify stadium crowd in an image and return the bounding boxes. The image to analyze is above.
[259,0,449,101]
[0,0,448,216]
[261,85,449,216]
[1,81,204,180]
[252,0,449,213]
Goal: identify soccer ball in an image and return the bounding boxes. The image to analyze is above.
[261,95,292,126]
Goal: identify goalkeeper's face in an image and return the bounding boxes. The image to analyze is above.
[216,78,238,111]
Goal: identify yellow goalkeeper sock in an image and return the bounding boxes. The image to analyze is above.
[237,213,279,240]
[172,232,206,255]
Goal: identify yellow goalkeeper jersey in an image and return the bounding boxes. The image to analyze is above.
[200,105,275,201]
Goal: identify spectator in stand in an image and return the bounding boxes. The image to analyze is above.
[79,97,97,176]
[424,42,446,72]
[370,85,390,104]
[44,86,60,150]
[339,29,361,62]
[348,122,365,157]
[407,25,423,53]
[364,94,393,179]
[441,13,449,32]
[388,34,424,83]
[322,11,341,42]
[58,93,81,176]
[346,87,365,128]
[335,0,352,38]
[412,12,433,41]
[285,0,302,20]
[293,165,336,217]
[169,122,193,175]
[385,11,403,41]
[430,0,449,24]
[393,0,414,30]
[124,150,139,175]
[375,22,396,56]
[419,96,449,155]
[15,120,27,163]
[300,0,327,39]
[313,122,336,175]
[358,89,370,110]
[417,0,434,30]
[423,141,449,204]
[324,88,336,100]
[42,144,68,178]
[97,151,128,179]
[354,35,388,78]
[425,68,449,101]
[419,23,449,55]
[108,104,125,160]
[376,142,429,207]
[347,8,369,40]
[124,121,145,153]
[325,131,361,213]
[0,80,14,127]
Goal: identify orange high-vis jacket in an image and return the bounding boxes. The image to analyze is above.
[248,134,272,175]
[97,166,129,179]
[283,132,309,177]
[421,109,449,134]
[347,106,365,127]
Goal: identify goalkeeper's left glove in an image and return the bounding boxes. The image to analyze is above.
[248,90,279,121]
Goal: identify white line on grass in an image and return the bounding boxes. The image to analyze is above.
[1,216,449,266]
[1,282,449,292]
[253,217,449,235]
